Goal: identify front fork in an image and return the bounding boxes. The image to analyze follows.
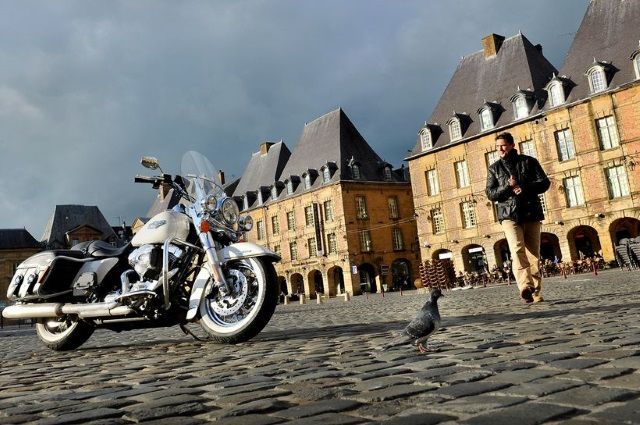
[198,231,230,296]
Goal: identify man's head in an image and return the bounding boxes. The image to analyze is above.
[496,132,515,159]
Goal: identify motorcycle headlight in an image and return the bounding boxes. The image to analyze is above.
[221,198,239,225]
[239,215,253,231]
[201,194,217,213]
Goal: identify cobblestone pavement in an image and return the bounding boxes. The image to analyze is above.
[1,268,639,424]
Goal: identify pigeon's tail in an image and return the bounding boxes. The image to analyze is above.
[375,335,412,351]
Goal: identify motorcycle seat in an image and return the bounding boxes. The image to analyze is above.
[83,240,131,258]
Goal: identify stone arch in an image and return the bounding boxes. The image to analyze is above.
[358,263,377,293]
[609,217,640,244]
[327,266,344,296]
[278,276,288,295]
[391,258,412,290]
[461,244,487,273]
[290,273,304,295]
[432,248,453,261]
[493,238,511,267]
[567,225,601,259]
[540,232,562,261]
[307,269,324,295]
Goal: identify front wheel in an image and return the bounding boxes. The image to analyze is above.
[35,316,94,351]
[198,257,278,343]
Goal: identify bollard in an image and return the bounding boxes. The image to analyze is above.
[593,262,598,276]
[300,294,306,305]
[562,267,567,279]
[316,294,322,304]
[283,295,289,305]
[343,292,351,301]
[381,286,385,298]
[400,287,403,296]
[365,291,369,299]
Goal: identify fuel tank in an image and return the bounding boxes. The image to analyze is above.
[131,211,191,247]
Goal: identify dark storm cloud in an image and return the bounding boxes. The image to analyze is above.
[0,0,588,237]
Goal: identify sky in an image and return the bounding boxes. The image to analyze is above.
[0,0,589,238]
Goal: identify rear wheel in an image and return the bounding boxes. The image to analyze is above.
[35,316,94,351]
[199,257,278,343]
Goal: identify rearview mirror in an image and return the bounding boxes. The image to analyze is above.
[141,156,160,170]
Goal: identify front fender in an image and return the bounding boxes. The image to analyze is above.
[219,242,281,263]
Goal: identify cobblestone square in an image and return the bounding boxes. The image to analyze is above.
[1,269,639,424]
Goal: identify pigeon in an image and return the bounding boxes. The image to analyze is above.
[378,288,443,353]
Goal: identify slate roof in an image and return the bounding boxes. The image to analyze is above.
[410,33,557,155]
[0,229,41,250]
[232,141,291,198]
[41,205,117,248]
[552,0,640,105]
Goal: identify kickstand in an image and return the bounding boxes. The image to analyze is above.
[179,323,210,342]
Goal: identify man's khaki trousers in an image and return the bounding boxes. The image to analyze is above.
[501,220,542,296]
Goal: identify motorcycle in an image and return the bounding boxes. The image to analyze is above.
[3,151,280,350]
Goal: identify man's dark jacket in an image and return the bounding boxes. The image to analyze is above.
[485,150,550,223]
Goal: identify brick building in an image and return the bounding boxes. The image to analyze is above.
[407,0,640,272]
[235,108,419,297]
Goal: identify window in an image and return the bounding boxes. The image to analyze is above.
[359,230,373,252]
[304,205,315,226]
[256,220,265,240]
[634,53,640,79]
[273,244,281,256]
[455,160,470,188]
[323,200,334,222]
[322,167,331,183]
[513,96,530,119]
[327,233,337,254]
[538,194,547,214]
[480,109,493,130]
[286,211,295,230]
[286,180,294,195]
[289,241,298,260]
[257,191,264,205]
[431,208,445,234]
[519,140,537,158]
[485,151,499,167]
[351,164,361,179]
[426,169,440,196]
[461,201,477,228]
[355,196,368,219]
[307,237,317,257]
[449,119,462,141]
[606,165,630,199]
[271,215,280,235]
[548,82,565,107]
[383,166,393,181]
[563,175,585,207]
[388,197,399,219]
[304,174,312,189]
[392,228,404,251]
[555,128,576,161]
[588,67,607,93]
[596,116,620,150]
[271,186,278,200]
[420,128,432,150]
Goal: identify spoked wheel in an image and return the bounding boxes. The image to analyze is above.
[199,257,278,343]
[35,316,94,351]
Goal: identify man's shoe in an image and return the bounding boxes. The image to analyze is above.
[521,287,534,303]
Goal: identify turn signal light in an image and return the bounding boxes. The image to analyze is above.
[199,220,210,233]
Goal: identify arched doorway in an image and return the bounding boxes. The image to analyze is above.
[609,217,640,244]
[290,273,304,295]
[494,239,511,268]
[462,244,487,273]
[278,276,288,295]
[540,232,561,261]
[432,249,453,261]
[391,259,412,290]
[358,263,377,293]
[327,266,344,295]
[567,225,601,259]
[308,270,324,295]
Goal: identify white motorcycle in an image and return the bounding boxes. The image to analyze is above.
[3,151,280,350]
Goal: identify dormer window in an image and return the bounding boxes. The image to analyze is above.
[510,89,534,120]
[286,180,293,195]
[419,128,432,150]
[449,118,462,141]
[634,53,640,79]
[546,78,566,108]
[383,165,393,181]
[271,185,278,200]
[479,108,493,130]
[304,173,312,189]
[351,163,361,179]
[257,190,264,205]
[586,60,615,94]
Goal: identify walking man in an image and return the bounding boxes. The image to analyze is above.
[486,132,550,303]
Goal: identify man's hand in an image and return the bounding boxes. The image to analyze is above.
[508,175,522,195]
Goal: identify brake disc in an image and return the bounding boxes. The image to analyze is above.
[209,268,249,316]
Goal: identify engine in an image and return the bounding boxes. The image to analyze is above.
[128,244,184,281]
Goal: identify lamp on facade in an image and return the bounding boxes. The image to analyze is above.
[594,213,605,219]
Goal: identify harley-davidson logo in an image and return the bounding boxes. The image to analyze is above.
[148,220,167,229]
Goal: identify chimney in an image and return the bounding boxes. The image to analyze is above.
[260,142,274,155]
[218,170,225,185]
[482,34,505,58]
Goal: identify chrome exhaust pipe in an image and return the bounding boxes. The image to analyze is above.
[2,302,134,320]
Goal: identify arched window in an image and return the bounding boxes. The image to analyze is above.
[351,164,361,179]
[479,108,493,130]
[548,82,565,107]
[449,119,462,141]
[420,128,432,150]
[304,174,312,189]
[587,67,607,93]
[633,53,640,80]
[322,167,331,183]
[271,186,278,200]
[286,180,293,195]
[513,96,529,119]
[383,166,393,181]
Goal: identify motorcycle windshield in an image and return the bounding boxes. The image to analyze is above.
[181,151,224,201]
